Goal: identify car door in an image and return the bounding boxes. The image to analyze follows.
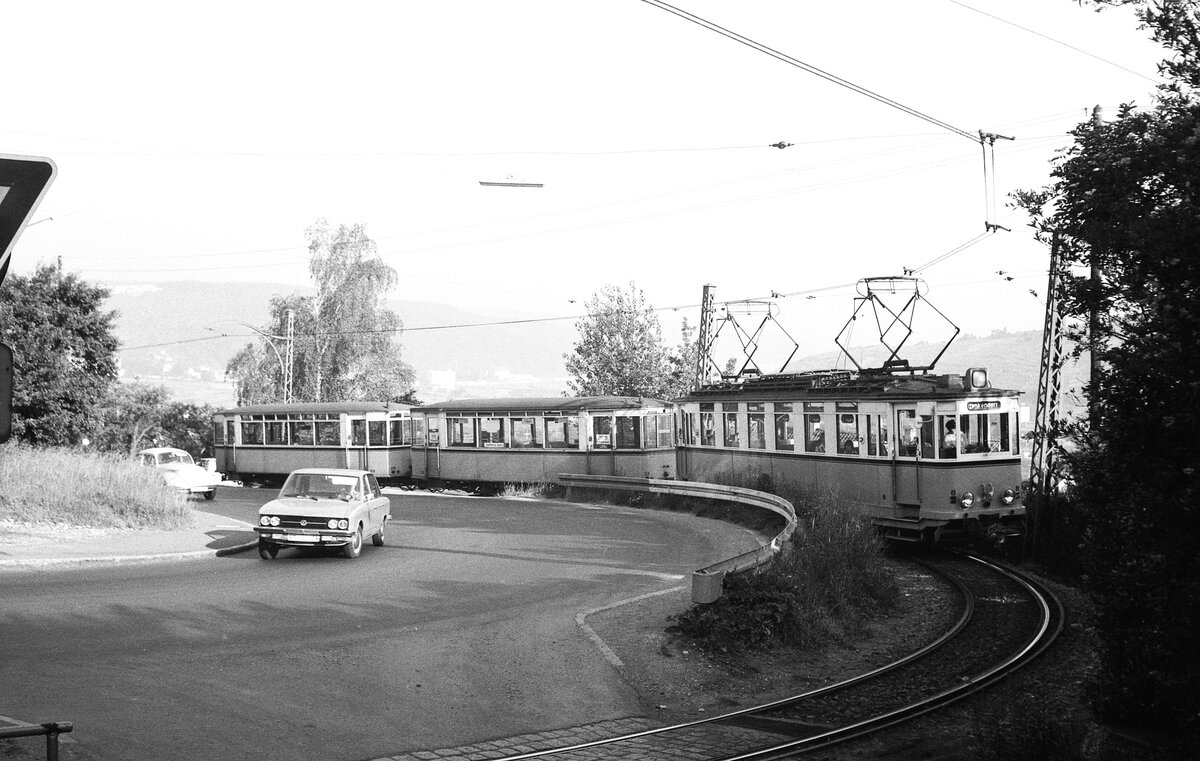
[364,473,387,532]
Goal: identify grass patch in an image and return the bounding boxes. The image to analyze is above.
[0,443,193,530]
[668,489,898,653]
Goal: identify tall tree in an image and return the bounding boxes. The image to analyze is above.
[92,382,171,455]
[1016,0,1200,735]
[564,282,675,398]
[0,261,119,445]
[226,221,415,404]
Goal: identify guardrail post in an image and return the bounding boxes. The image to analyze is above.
[692,569,726,604]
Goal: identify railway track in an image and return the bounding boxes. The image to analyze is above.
[401,551,1063,761]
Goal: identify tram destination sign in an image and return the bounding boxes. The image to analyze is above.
[967,401,1002,411]
[0,154,57,286]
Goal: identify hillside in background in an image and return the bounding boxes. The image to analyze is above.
[102,281,1083,414]
[104,281,577,405]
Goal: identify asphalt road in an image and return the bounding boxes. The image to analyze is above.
[1,489,749,761]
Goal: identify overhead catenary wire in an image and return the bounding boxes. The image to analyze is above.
[641,0,982,144]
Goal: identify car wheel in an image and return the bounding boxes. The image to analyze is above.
[203,490,216,501]
[258,542,277,560]
[343,525,363,559]
[371,520,385,547]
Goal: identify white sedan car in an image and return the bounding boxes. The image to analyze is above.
[255,469,391,560]
[137,447,223,500]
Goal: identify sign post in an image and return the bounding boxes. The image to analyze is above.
[0,342,12,443]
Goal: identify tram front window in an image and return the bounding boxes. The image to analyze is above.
[897,410,919,457]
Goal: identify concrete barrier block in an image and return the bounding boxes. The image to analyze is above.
[691,569,726,604]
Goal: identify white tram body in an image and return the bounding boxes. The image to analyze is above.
[409,396,677,485]
[212,402,413,483]
[675,367,1026,543]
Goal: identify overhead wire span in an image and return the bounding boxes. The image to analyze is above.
[641,0,981,143]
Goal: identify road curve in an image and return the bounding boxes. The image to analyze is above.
[0,491,760,761]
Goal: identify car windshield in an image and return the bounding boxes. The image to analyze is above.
[279,473,359,500]
[157,451,194,466]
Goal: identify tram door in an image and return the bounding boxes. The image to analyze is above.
[893,405,934,507]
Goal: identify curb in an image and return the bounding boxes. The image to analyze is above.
[0,538,259,570]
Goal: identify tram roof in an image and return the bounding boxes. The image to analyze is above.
[413,396,669,414]
[683,369,1020,401]
[217,401,412,416]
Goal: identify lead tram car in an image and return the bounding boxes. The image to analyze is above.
[675,366,1026,543]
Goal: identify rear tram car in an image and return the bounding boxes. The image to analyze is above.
[212,402,414,484]
[409,396,676,486]
[675,367,1026,543]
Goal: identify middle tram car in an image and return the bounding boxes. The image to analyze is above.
[408,396,677,486]
[675,366,1026,543]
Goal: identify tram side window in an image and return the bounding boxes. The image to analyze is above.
[389,419,413,446]
[511,418,540,448]
[213,422,225,445]
[723,412,740,448]
[748,404,766,449]
[837,414,860,455]
[226,421,236,445]
[920,415,935,458]
[316,421,339,446]
[861,415,876,456]
[412,418,427,446]
[290,420,315,446]
[939,415,959,459]
[656,413,674,448]
[351,420,367,446]
[897,410,919,457]
[545,417,578,448]
[878,416,889,457]
[804,414,825,453]
[368,421,387,447]
[241,421,264,445]
[699,411,716,446]
[593,416,613,448]
[616,416,641,449]
[480,418,505,447]
[266,421,287,446]
[774,404,794,451]
[449,417,475,446]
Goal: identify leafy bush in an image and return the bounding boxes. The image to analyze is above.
[0,443,193,529]
[669,489,897,653]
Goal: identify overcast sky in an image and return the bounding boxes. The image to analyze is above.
[2,1,1166,362]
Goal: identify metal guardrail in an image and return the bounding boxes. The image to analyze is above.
[0,721,73,761]
[558,474,797,603]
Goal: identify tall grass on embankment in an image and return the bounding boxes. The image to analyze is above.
[0,444,193,529]
[669,489,898,653]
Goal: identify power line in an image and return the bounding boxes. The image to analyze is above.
[641,0,981,143]
[946,0,1160,85]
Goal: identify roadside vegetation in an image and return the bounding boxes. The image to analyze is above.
[0,444,192,530]
[667,489,897,653]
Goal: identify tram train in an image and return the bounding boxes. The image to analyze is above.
[212,366,1025,543]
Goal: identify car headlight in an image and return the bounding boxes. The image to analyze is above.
[338,519,349,530]
[1001,488,1016,505]
[270,516,280,527]
[259,516,270,526]
[327,519,339,529]
[960,491,975,509]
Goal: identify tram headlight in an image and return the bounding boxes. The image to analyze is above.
[1001,488,1016,505]
[960,491,975,509]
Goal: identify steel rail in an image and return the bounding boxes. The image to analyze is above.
[476,554,976,761]
[0,722,73,761]
[720,552,1062,760]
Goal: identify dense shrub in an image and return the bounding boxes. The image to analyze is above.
[0,443,193,529]
[669,490,897,653]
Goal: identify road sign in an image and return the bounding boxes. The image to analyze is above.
[0,342,12,443]
[0,154,57,286]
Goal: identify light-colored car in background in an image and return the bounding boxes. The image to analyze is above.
[255,468,390,560]
[137,447,223,500]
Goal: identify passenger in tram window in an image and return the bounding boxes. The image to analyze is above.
[806,416,825,453]
[941,418,959,459]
